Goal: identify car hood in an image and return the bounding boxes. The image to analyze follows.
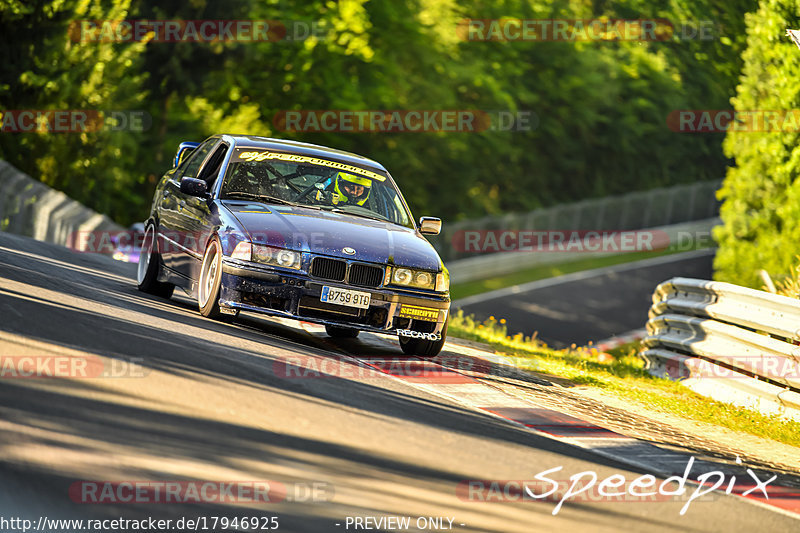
[222,201,442,270]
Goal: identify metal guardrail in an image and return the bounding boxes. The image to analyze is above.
[650,277,800,340]
[0,160,121,249]
[641,277,800,420]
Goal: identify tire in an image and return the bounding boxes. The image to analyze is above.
[198,236,224,318]
[137,223,174,298]
[325,325,359,338]
[399,320,448,357]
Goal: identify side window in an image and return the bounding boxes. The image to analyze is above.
[177,140,216,180]
[198,143,229,189]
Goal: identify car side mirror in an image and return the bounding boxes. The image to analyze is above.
[419,217,442,235]
[180,177,209,198]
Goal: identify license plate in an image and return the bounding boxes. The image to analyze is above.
[320,286,371,309]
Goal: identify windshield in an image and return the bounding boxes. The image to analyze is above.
[220,148,414,228]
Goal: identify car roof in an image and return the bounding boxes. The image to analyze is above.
[218,134,388,173]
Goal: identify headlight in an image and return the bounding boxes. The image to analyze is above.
[415,271,432,287]
[393,268,413,285]
[252,244,301,269]
[389,266,436,290]
[276,249,298,267]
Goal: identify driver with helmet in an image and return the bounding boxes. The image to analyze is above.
[333,172,371,206]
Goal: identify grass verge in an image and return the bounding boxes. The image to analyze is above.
[448,310,800,448]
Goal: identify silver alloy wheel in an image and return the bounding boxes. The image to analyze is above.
[137,225,155,285]
[199,240,220,307]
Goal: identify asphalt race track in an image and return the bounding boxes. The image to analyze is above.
[0,234,796,532]
[454,250,715,347]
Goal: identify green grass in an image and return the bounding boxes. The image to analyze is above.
[450,247,705,301]
[448,310,800,448]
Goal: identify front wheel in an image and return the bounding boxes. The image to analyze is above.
[137,223,174,298]
[198,236,224,318]
[399,320,448,357]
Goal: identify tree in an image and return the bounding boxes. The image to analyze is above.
[713,0,800,286]
[0,0,148,221]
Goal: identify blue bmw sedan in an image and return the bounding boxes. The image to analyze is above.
[137,135,450,356]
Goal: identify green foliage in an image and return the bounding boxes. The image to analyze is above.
[0,0,756,227]
[713,0,800,286]
[0,0,149,222]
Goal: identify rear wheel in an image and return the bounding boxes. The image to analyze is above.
[399,320,448,357]
[137,223,174,298]
[198,236,224,318]
[325,325,359,338]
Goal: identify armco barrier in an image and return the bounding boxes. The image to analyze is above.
[0,160,121,249]
[641,277,800,420]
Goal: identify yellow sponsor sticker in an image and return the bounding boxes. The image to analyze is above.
[237,150,386,182]
[398,305,440,322]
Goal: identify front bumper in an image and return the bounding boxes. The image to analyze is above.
[218,259,450,337]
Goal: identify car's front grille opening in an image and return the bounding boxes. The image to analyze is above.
[348,263,384,288]
[410,319,437,333]
[366,308,388,328]
[394,317,411,330]
[241,292,288,311]
[310,257,346,282]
